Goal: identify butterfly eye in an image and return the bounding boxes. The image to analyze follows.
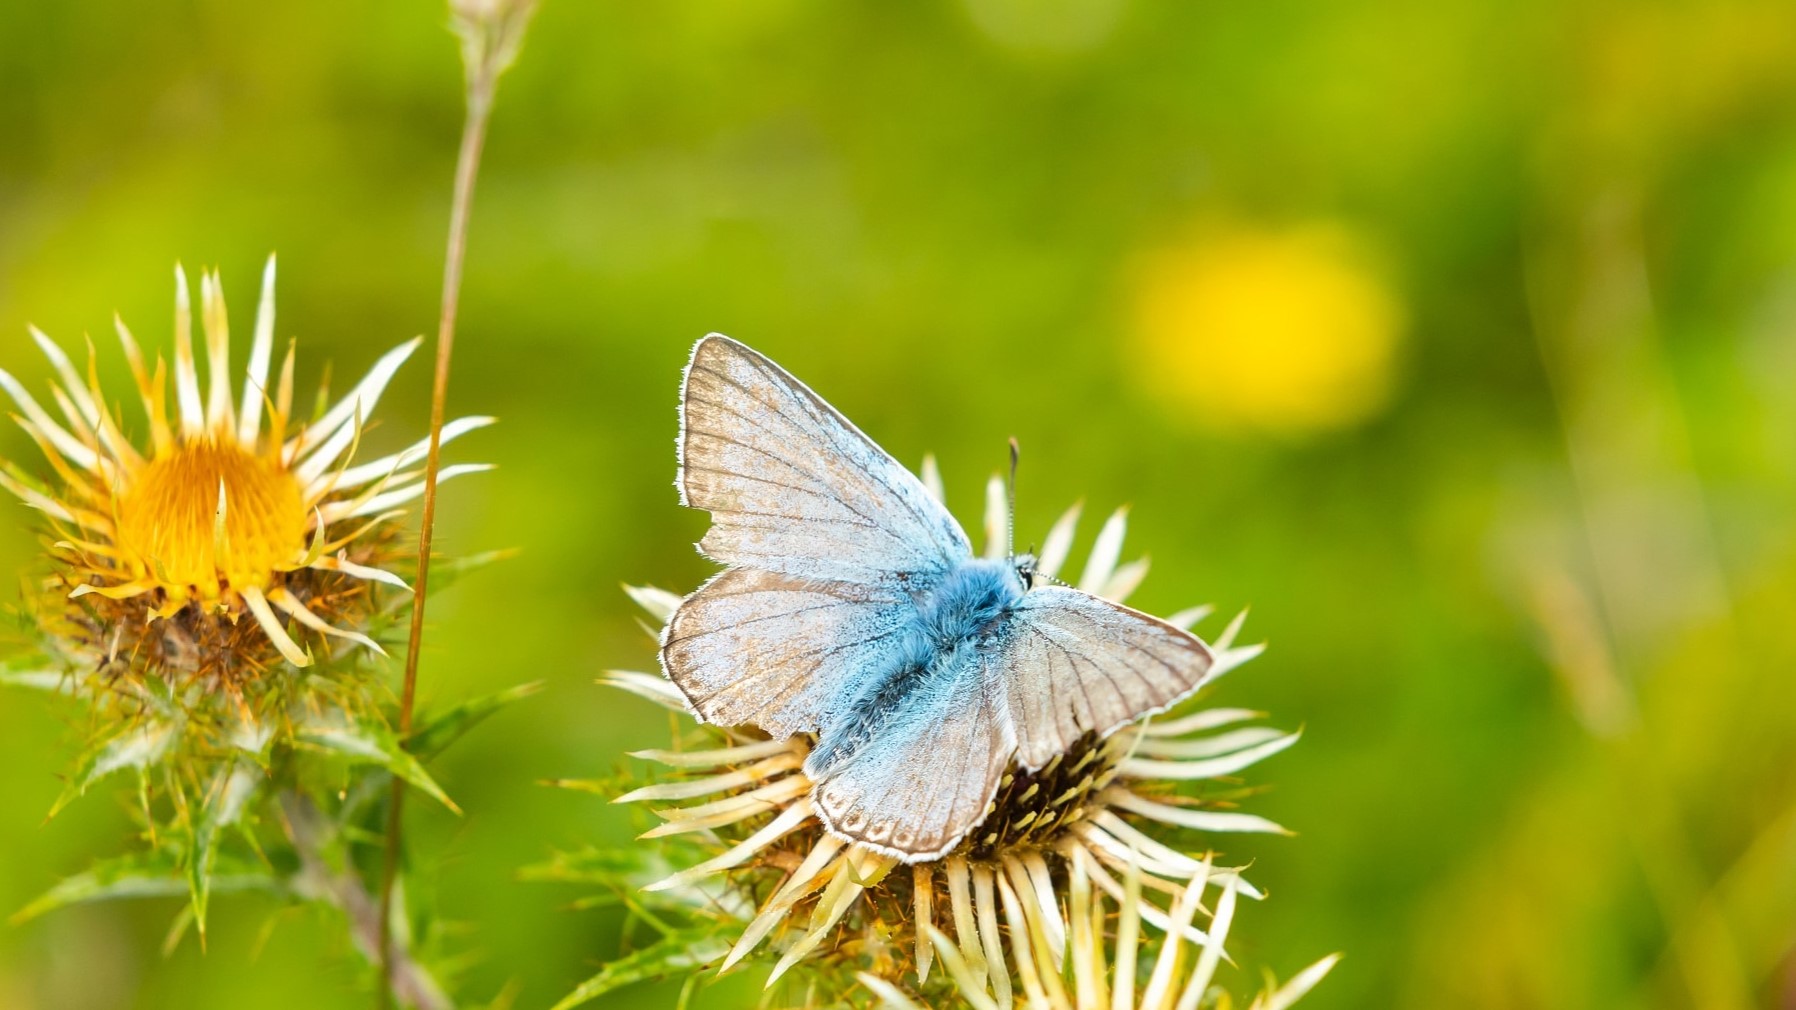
[1014,552,1038,590]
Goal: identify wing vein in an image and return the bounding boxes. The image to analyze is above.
[662,599,850,645]
[685,397,896,533]
[693,360,952,555]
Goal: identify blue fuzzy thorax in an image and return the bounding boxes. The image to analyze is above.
[807,559,1025,777]
[904,558,1025,666]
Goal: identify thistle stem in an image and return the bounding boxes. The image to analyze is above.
[375,26,505,1010]
[280,791,452,1010]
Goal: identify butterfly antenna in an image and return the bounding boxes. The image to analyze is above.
[1006,437,1020,561]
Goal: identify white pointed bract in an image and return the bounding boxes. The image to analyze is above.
[2,259,490,681]
[609,470,1328,1006]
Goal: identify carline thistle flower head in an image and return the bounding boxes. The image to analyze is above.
[604,462,1335,1008]
[1,257,492,697]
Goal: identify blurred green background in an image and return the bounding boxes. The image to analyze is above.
[3,0,1796,1007]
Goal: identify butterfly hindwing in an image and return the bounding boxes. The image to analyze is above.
[678,334,970,586]
[661,567,911,736]
[996,585,1215,769]
[809,655,1011,860]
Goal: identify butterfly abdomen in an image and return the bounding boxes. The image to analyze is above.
[805,560,1023,780]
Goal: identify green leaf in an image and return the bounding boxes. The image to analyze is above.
[406,680,543,761]
[188,760,263,939]
[12,850,282,925]
[549,931,732,1010]
[1,670,69,691]
[49,718,179,818]
[378,548,518,621]
[430,547,518,593]
[0,654,70,693]
[538,777,617,795]
[335,768,395,826]
[517,846,644,885]
[297,717,461,815]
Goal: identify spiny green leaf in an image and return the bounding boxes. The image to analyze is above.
[406,680,543,761]
[126,669,180,714]
[539,777,617,795]
[12,850,282,925]
[297,718,461,814]
[340,825,386,849]
[188,761,263,939]
[161,903,197,957]
[549,931,731,1010]
[430,547,518,592]
[517,846,646,885]
[225,709,277,760]
[49,718,180,818]
[0,654,69,693]
[567,893,624,912]
[336,769,394,826]
[378,548,518,622]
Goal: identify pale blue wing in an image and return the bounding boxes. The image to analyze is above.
[662,567,912,737]
[996,586,1215,770]
[678,334,971,586]
[808,656,1011,861]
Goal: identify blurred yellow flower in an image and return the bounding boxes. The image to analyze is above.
[1129,223,1406,436]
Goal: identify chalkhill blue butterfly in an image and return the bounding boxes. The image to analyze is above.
[661,335,1214,861]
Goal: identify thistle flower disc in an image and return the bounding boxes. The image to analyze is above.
[1,258,492,681]
[115,439,306,593]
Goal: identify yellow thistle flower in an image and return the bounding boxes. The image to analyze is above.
[1,257,492,681]
[599,461,1322,1007]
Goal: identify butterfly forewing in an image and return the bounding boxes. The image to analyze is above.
[668,335,971,740]
[662,567,911,736]
[996,586,1215,770]
[678,335,970,586]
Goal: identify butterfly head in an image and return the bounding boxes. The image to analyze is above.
[1013,550,1040,591]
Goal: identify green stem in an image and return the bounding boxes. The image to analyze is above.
[280,790,451,1010]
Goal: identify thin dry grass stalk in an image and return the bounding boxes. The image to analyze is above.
[375,2,536,1006]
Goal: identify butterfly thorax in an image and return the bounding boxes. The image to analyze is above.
[806,559,1024,780]
[910,558,1026,652]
